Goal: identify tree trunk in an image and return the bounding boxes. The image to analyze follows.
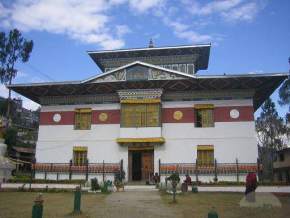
[5,78,12,127]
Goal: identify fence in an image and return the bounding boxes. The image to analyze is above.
[159,159,262,182]
[32,160,123,182]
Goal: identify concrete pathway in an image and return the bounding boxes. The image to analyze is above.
[98,191,179,218]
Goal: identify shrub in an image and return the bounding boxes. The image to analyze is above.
[91,178,100,191]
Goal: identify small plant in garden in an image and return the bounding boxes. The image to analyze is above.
[101,180,113,193]
[91,178,100,191]
[167,172,180,203]
[114,171,125,191]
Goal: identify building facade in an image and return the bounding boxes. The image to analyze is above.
[273,148,290,183]
[8,44,287,182]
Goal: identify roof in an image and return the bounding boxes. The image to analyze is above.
[88,44,211,72]
[7,61,288,111]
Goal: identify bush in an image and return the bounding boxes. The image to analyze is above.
[100,180,113,193]
[91,178,100,191]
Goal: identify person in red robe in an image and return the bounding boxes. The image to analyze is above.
[245,172,257,202]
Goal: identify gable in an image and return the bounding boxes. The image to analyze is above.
[85,62,192,83]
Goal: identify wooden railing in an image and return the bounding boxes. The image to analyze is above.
[32,162,121,173]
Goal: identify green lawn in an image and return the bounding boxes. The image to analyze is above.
[0,192,107,218]
[161,192,290,218]
[0,191,289,218]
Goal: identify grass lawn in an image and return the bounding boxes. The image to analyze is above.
[0,191,290,218]
[161,192,290,218]
[0,192,107,218]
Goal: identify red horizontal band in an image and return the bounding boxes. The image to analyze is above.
[39,106,254,125]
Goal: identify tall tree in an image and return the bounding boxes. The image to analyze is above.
[256,98,287,150]
[0,29,33,121]
[279,78,290,106]
[278,57,290,111]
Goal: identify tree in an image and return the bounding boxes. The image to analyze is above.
[0,29,33,120]
[279,78,290,106]
[4,127,18,154]
[256,98,287,150]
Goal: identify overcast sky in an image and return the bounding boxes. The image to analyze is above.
[0,0,289,117]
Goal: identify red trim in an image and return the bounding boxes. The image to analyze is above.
[214,106,254,122]
[40,111,74,125]
[39,106,254,125]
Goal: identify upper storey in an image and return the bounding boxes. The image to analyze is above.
[87,44,211,74]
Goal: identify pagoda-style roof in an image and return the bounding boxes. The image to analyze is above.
[7,62,287,111]
[88,44,211,72]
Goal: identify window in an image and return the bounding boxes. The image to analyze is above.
[179,64,187,73]
[195,104,214,127]
[74,108,92,130]
[172,64,178,71]
[197,145,214,166]
[126,65,149,81]
[187,64,195,74]
[73,146,87,166]
[121,103,161,127]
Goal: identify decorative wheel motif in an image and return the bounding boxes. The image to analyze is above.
[173,111,183,120]
[230,109,240,119]
[99,112,108,122]
[53,113,61,123]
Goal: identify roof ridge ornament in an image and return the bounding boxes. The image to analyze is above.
[149,38,154,48]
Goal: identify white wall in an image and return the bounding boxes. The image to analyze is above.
[37,99,257,182]
[154,122,257,174]
[120,127,162,138]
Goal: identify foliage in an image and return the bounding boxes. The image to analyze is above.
[279,78,290,106]
[90,178,100,191]
[100,180,113,193]
[114,170,125,187]
[167,172,180,183]
[0,29,33,119]
[0,100,8,116]
[4,127,17,151]
[256,98,287,150]
[0,29,33,84]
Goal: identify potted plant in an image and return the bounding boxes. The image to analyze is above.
[114,171,125,192]
[114,179,124,191]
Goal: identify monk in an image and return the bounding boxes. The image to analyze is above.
[245,172,257,202]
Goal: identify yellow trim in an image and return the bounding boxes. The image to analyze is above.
[73,146,88,152]
[197,145,214,151]
[116,137,165,143]
[75,108,92,113]
[194,104,214,109]
[128,146,154,151]
[121,99,161,104]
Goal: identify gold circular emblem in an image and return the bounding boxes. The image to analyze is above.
[99,112,108,122]
[173,111,183,120]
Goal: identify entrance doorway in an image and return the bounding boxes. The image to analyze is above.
[129,149,154,181]
[132,151,142,180]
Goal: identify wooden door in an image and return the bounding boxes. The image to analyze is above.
[142,151,154,181]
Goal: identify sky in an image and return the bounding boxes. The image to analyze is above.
[0,0,289,117]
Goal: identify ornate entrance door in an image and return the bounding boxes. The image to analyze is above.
[142,151,154,181]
